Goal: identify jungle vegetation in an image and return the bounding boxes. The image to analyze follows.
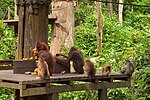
[0,0,149,100]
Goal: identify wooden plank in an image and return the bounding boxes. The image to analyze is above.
[0,70,131,98]
[0,70,37,82]
[0,60,13,70]
[1,14,57,26]
[0,81,21,89]
[1,20,18,26]
[0,70,128,84]
[0,66,13,70]
[0,60,13,64]
[20,81,130,97]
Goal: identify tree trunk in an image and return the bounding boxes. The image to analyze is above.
[97,1,103,55]
[50,0,74,55]
[118,0,124,26]
[16,0,50,59]
[107,0,113,16]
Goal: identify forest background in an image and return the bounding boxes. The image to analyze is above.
[0,0,149,100]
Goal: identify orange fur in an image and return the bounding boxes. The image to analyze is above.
[37,57,50,79]
[83,60,96,77]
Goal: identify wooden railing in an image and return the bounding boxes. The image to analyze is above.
[0,60,13,70]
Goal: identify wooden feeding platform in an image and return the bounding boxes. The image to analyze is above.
[0,60,131,99]
[0,69,131,100]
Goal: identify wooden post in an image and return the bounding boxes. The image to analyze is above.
[96,1,103,55]
[98,89,108,100]
[16,0,50,59]
[50,0,74,55]
[14,89,20,100]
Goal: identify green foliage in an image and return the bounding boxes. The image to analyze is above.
[75,0,96,26]
[75,1,98,57]
[74,1,150,99]
[0,22,15,99]
[0,87,14,100]
[132,67,150,100]
[108,88,133,100]
[0,22,16,59]
[59,90,97,100]
[0,0,14,20]
[0,0,149,100]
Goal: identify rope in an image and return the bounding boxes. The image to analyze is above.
[52,3,74,11]
[51,0,150,11]
[95,0,150,7]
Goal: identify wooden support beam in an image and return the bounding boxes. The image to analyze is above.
[0,81,20,89]
[14,89,20,100]
[98,88,108,100]
[20,81,130,97]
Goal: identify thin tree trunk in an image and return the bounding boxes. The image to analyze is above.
[14,0,18,19]
[107,0,113,16]
[118,0,124,26]
[97,1,103,55]
[8,6,10,20]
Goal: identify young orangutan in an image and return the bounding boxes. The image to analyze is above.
[38,51,56,76]
[102,65,112,76]
[37,57,50,79]
[56,47,84,74]
[30,41,49,60]
[83,60,96,77]
[35,41,49,52]
[31,41,56,76]
[30,48,38,60]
